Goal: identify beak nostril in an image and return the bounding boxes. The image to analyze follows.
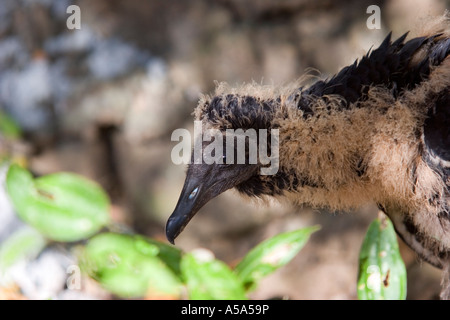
[189,187,199,200]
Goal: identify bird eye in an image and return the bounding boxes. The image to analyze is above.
[189,187,198,200]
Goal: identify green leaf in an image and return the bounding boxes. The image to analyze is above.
[357,216,407,300]
[181,249,247,300]
[235,226,320,291]
[6,164,110,242]
[142,237,183,277]
[0,111,21,139]
[0,226,47,272]
[81,233,182,298]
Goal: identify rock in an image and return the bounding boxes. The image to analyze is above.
[7,248,75,300]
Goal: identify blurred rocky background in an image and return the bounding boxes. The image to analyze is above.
[0,0,448,299]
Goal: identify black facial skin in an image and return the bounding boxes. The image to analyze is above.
[166,154,258,244]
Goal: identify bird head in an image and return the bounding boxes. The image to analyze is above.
[166,93,280,243]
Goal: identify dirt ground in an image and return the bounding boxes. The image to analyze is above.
[1,0,448,299]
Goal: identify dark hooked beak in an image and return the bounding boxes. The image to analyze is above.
[166,162,258,244]
[165,174,204,244]
[166,163,237,244]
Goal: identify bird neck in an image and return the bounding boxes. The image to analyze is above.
[273,94,421,211]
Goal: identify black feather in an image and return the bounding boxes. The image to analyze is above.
[206,94,277,130]
[424,89,450,162]
[297,33,450,111]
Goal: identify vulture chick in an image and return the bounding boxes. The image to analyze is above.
[167,14,450,297]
